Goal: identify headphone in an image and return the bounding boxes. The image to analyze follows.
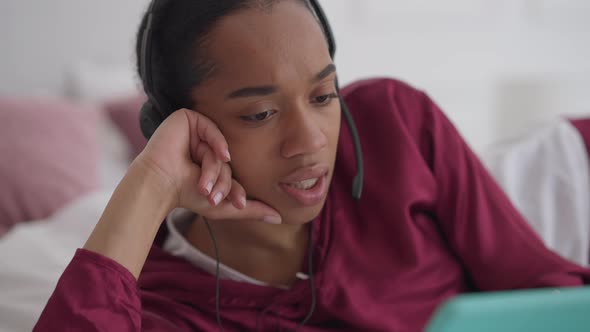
[138,0,364,200]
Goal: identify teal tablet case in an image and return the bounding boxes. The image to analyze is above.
[425,286,590,332]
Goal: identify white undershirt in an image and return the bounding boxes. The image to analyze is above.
[162,208,288,289]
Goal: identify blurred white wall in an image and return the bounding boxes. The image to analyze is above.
[0,0,146,96]
[1,0,589,151]
[322,0,590,150]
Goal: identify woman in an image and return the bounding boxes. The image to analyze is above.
[34,0,590,331]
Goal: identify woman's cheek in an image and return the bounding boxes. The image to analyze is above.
[227,138,275,192]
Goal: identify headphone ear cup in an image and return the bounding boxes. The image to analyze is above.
[139,101,164,140]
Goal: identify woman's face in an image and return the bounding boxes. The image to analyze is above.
[192,1,341,225]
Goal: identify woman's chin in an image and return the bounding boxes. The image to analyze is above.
[278,202,327,225]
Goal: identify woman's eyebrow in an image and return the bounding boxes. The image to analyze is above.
[312,63,336,83]
[226,64,337,100]
[227,85,278,99]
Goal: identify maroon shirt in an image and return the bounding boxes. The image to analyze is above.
[34,79,590,331]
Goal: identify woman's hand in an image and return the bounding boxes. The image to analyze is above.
[84,108,282,279]
[135,108,282,224]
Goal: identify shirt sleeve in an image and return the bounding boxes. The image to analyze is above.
[33,248,142,331]
[419,92,590,290]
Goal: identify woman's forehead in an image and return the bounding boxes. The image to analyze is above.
[201,1,331,90]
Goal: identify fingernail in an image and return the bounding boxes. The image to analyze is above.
[213,192,223,206]
[205,181,213,194]
[223,150,231,161]
[263,216,281,224]
[240,196,247,208]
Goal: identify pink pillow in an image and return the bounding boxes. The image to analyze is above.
[0,97,99,236]
[104,94,148,158]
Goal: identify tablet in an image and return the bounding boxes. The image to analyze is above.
[425,286,590,332]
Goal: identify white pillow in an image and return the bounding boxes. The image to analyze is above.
[97,112,132,190]
[480,119,590,266]
[0,189,112,332]
[61,60,136,190]
[63,60,141,105]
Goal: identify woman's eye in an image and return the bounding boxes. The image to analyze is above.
[312,93,339,105]
[240,110,276,123]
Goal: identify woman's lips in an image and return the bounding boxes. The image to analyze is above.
[279,165,329,206]
[281,165,329,183]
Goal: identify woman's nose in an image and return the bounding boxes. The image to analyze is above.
[280,109,328,159]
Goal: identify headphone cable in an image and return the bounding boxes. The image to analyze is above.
[205,217,317,332]
[204,218,224,332]
[296,224,316,331]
